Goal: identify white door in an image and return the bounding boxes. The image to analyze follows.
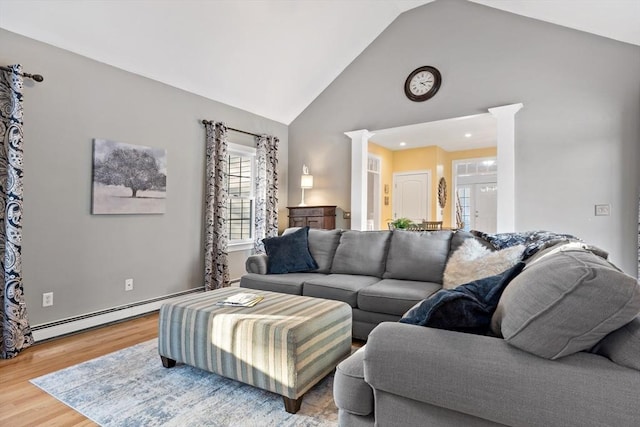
[393,172,430,223]
[456,182,497,232]
[474,183,497,233]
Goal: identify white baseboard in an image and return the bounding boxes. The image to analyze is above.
[31,288,205,342]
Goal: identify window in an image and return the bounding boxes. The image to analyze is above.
[227,143,256,250]
[456,186,471,231]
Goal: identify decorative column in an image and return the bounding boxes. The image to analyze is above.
[345,129,375,230]
[488,103,523,233]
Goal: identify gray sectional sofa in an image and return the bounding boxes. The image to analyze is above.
[333,240,640,427]
[241,228,477,340]
[242,228,640,426]
[335,318,640,427]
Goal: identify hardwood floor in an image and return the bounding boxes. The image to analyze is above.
[0,312,159,427]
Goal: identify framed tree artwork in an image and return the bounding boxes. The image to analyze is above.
[92,138,167,214]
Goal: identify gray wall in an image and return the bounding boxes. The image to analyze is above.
[1,28,288,325]
[289,0,640,275]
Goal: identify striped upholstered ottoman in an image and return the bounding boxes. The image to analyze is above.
[158,287,352,413]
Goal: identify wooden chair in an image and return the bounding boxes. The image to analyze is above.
[389,221,443,231]
[420,221,443,230]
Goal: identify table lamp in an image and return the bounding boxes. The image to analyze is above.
[300,164,313,206]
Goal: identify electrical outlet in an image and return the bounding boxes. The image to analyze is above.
[343,211,351,219]
[125,278,134,291]
[595,204,610,216]
[42,292,53,307]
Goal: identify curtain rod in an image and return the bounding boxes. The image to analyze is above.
[201,119,262,138]
[0,66,44,82]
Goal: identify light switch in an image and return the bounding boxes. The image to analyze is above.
[594,204,610,216]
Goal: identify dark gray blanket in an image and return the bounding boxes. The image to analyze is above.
[400,263,524,335]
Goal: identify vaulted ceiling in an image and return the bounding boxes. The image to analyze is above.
[1,0,638,125]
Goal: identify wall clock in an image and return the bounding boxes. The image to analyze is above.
[438,177,447,208]
[404,66,442,102]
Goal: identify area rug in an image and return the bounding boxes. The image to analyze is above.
[30,339,338,426]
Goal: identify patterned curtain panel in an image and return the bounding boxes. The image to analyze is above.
[254,135,279,253]
[203,122,230,291]
[0,64,33,359]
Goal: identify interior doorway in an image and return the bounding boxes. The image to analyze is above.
[346,103,522,232]
[367,154,381,230]
[392,171,431,223]
[453,158,497,232]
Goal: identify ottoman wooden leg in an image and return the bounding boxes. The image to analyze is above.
[283,396,303,414]
[160,355,176,368]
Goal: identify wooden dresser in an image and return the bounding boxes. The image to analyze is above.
[287,206,336,230]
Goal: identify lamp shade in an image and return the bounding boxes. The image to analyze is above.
[300,174,314,189]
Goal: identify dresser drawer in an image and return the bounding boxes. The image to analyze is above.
[287,206,337,230]
[290,207,334,217]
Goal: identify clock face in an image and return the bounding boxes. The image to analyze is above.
[410,71,435,96]
[404,66,441,102]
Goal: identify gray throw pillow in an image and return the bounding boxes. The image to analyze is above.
[331,231,391,277]
[383,230,453,283]
[591,316,640,371]
[492,249,640,359]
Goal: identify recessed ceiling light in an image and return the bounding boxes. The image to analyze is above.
[464,133,472,138]
[399,142,407,146]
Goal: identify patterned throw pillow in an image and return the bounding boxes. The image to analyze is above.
[471,230,579,259]
[443,238,525,289]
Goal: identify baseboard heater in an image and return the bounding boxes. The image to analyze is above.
[31,287,207,342]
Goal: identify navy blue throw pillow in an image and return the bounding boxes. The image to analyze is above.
[263,226,318,274]
[400,262,525,335]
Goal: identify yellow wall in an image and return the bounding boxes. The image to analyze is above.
[368,144,497,229]
[448,147,497,161]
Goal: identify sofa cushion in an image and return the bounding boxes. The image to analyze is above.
[331,231,391,278]
[303,274,380,307]
[383,230,453,283]
[443,238,525,289]
[263,226,317,274]
[591,316,640,371]
[284,228,342,274]
[492,249,640,359]
[400,263,524,335]
[357,279,441,316]
[333,347,373,416]
[239,272,322,295]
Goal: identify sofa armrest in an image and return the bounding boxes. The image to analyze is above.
[365,322,640,427]
[245,254,268,274]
